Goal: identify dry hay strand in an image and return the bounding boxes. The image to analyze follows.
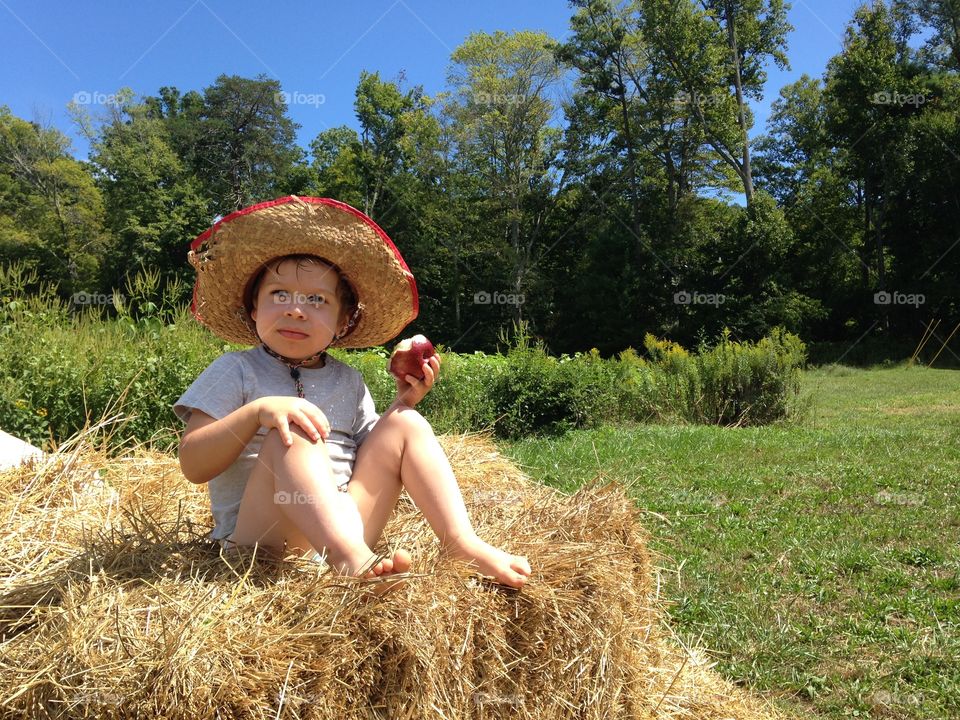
[0,428,787,720]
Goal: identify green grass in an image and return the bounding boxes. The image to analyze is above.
[500,364,960,720]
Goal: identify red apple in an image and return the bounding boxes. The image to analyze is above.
[389,334,437,381]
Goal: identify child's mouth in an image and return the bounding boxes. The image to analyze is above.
[278,329,308,339]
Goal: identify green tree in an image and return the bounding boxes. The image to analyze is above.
[824,1,912,295]
[353,71,432,218]
[555,0,717,227]
[905,0,960,69]
[172,75,302,213]
[642,0,792,206]
[446,30,564,324]
[0,106,106,295]
[73,92,210,296]
[754,77,864,339]
[307,125,362,206]
[754,75,830,204]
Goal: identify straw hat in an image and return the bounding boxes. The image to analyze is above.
[188,196,419,349]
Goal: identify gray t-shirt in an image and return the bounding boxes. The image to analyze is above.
[173,345,379,540]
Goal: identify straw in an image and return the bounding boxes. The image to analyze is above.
[0,430,785,719]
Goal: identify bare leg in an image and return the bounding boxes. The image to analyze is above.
[348,405,531,588]
[227,426,410,581]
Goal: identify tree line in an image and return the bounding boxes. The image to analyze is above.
[1,0,957,355]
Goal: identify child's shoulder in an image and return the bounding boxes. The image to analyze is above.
[204,346,258,369]
[192,347,265,383]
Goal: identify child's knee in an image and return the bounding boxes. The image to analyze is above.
[384,406,433,439]
[261,426,330,457]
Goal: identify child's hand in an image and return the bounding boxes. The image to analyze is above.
[255,396,331,446]
[393,354,440,408]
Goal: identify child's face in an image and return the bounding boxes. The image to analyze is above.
[250,258,344,363]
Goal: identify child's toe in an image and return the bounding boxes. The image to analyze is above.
[392,549,412,573]
[512,556,532,576]
[504,569,528,588]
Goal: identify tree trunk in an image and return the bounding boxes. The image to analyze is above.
[615,75,643,238]
[665,155,678,217]
[949,5,960,68]
[724,0,754,207]
[876,168,886,292]
[511,212,524,323]
[453,240,461,335]
[857,179,870,289]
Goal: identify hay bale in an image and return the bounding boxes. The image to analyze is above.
[0,432,785,719]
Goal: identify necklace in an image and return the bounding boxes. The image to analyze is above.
[261,344,326,399]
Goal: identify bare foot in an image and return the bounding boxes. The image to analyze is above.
[359,549,412,594]
[448,535,531,588]
[362,548,412,577]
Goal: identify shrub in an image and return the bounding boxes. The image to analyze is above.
[330,347,396,412]
[488,344,576,438]
[415,351,504,434]
[693,328,806,425]
[634,328,805,425]
[0,263,223,451]
[610,348,668,424]
[333,348,505,435]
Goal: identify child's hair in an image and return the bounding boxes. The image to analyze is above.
[244,254,359,333]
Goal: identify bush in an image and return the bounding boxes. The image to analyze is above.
[415,351,504,434]
[488,339,579,438]
[330,346,396,412]
[332,348,505,435]
[635,328,806,425]
[0,263,223,451]
[609,349,662,423]
[693,328,806,425]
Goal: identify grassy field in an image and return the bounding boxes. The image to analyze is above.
[501,365,960,719]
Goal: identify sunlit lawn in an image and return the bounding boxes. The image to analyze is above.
[501,365,960,719]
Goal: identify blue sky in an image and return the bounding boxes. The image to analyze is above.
[0,0,859,160]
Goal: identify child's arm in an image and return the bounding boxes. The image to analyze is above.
[179,397,331,484]
[390,354,441,410]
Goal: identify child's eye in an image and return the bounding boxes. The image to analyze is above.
[307,295,326,306]
[272,290,291,303]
